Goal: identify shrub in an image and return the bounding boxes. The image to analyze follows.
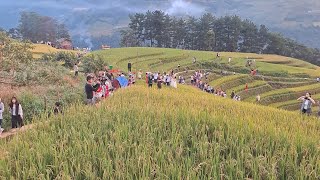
[82,54,109,74]
[291,73,311,78]
[18,92,45,123]
[13,61,68,86]
[268,81,316,89]
[40,52,78,69]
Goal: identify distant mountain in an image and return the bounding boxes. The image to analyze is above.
[1,0,320,49]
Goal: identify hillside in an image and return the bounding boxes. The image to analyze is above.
[0,84,319,178]
[0,36,84,130]
[93,47,320,113]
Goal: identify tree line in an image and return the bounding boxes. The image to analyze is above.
[5,12,70,43]
[121,10,320,65]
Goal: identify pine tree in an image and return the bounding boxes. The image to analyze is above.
[198,13,215,50]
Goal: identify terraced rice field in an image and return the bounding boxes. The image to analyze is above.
[2,47,320,179]
[93,48,320,77]
[1,84,320,179]
[93,47,320,112]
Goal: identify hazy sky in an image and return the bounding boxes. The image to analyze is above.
[0,0,210,28]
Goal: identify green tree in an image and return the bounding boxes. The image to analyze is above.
[185,16,198,50]
[120,29,140,47]
[18,11,70,43]
[257,25,269,53]
[152,10,166,47]
[239,19,259,53]
[171,18,187,48]
[144,11,155,47]
[213,17,225,51]
[162,14,172,48]
[0,32,33,76]
[82,54,108,74]
[197,13,215,50]
[129,13,145,46]
[123,10,320,66]
[57,23,71,40]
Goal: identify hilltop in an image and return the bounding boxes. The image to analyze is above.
[0,84,319,178]
[31,44,76,58]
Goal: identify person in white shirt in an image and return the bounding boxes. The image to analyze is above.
[74,63,79,76]
[9,97,24,128]
[0,98,4,133]
[138,70,142,79]
[256,94,261,102]
[170,76,177,88]
[153,72,158,83]
[166,75,171,86]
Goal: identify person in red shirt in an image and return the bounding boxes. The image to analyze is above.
[146,73,149,85]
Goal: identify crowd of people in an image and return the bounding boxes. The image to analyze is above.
[144,71,178,89]
[190,70,242,101]
[85,70,137,105]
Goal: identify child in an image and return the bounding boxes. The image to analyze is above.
[53,102,63,115]
[0,98,4,133]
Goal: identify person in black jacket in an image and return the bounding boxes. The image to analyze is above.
[128,61,132,72]
[9,97,24,128]
[231,90,235,99]
[85,76,99,105]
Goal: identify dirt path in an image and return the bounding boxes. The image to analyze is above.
[0,124,36,139]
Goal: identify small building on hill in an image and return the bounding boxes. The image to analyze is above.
[57,38,73,50]
[101,45,111,50]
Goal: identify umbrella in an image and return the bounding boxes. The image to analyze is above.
[116,77,128,88]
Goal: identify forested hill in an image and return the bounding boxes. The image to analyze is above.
[121,11,320,66]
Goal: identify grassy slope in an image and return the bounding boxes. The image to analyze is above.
[93,47,320,112]
[0,84,319,179]
[31,44,76,58]
[93,47,320,77]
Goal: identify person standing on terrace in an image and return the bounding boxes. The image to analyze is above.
[297,92,316,115]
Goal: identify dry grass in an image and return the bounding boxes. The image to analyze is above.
[31,44,77,58]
